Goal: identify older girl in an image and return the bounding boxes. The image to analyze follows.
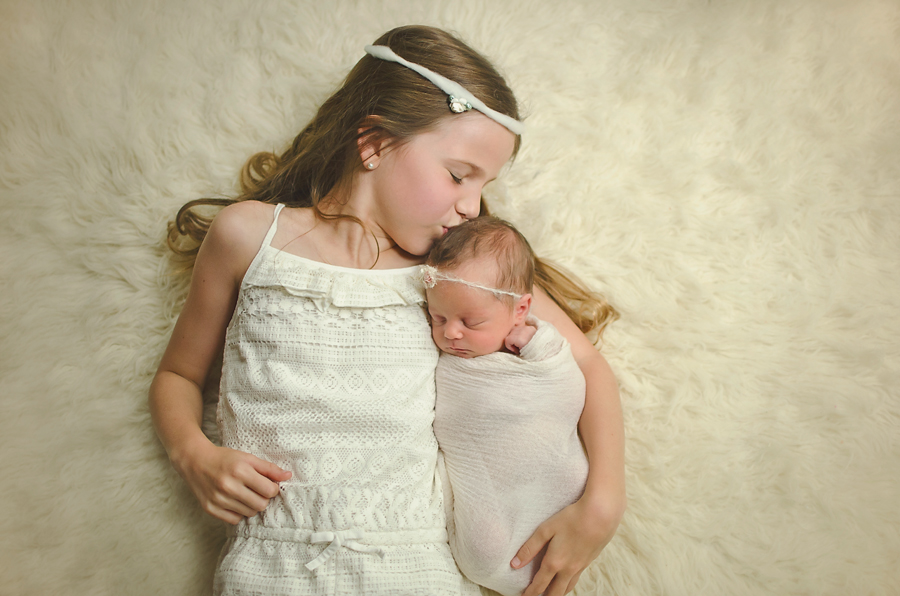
[149,25,624,596]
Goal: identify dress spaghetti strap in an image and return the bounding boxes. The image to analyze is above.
[239,203,286,288]
[261,203,286,248]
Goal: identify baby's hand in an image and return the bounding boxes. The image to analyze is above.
[504,323,538,355]
[174,440,292,525]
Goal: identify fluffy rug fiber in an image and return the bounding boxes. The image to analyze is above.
[1,0,898,594]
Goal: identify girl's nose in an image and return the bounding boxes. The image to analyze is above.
[456,192,481,222]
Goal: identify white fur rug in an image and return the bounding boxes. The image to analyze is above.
[2,0,898,594]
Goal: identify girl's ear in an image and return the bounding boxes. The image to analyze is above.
[513,293,532,323]
[357,116,387,168]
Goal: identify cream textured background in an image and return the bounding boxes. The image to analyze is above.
[1,0,898,594]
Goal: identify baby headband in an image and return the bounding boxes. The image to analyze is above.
[364,44,525,135]
[419,264,523,300]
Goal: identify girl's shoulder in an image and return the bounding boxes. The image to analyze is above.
[213,199,277,235]
[199,201,280,285]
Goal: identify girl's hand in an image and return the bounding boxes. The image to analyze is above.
[513,490,624,596]
[523,287,626,595]
[149,202,292,526]
[173,438,292,525]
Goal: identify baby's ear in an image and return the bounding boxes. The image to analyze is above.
[513,293,532,323]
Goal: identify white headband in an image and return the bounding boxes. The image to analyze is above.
[364,45,525,135]
[419,265,523,300]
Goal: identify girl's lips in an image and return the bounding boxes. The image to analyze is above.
[441,227,449,235]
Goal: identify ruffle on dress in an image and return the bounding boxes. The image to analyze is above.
[245,245,426,309]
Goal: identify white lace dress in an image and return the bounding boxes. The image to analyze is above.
[213,204,480,596]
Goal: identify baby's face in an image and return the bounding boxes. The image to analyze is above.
[425,262,517,358]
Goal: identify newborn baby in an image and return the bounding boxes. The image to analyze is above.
[424,217,588,596]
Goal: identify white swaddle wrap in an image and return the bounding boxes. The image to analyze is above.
[434,318,589,596]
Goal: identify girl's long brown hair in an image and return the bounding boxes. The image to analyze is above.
[167,25,615,338]
[533,257,618,339]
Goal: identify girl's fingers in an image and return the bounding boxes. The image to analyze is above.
[230,481,274,513]
[521,567,554,596]
[250,456,293,484]
[228,451,287,501]
[512,525,551,568]
[243,469,284,503]
[202,493,249,524]
[219,488,266,518]
[544,574,568,596]
[207,503,244,526]
[565,571,583,594]
[191,447,288,522]
[210,473,271,514]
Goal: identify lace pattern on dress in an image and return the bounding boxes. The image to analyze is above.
[214,205,478,594]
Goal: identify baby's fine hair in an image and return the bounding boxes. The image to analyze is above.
[168,25,520,256]
[427,217,618,339]
[426,216,534,304]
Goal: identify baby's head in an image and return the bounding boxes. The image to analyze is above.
[423,217,534,358]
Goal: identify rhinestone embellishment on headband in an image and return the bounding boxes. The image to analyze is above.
[364,44,525,135]
[448,96,473,114]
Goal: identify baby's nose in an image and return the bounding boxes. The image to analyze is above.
[444,322,464,339]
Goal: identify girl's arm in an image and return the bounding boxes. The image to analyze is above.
[514,287,626,596]
[149,202,291,525]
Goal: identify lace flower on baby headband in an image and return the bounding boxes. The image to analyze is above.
[419,265,523,300]
[364,45,526,135]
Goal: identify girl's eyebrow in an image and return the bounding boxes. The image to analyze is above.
[450,160,499,184]
[450,160,483,176]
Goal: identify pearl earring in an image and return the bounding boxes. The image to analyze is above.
[366,162,375,170]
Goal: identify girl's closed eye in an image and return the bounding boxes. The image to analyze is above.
[430,314,446,326]
[449,172,463,185]
[463,320,484,329]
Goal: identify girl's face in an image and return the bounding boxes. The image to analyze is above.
[368,113,516,257]
[425,260,528,358]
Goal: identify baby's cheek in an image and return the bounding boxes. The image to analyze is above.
[473,330,505,356]
[484,330,504,346]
